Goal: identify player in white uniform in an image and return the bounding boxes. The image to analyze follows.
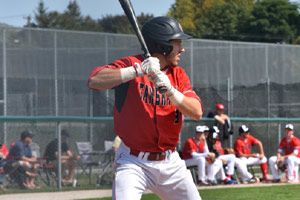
[269,124,300,183]
[182,126,215,185]
[182,126,237,185]
[207,126,257,184]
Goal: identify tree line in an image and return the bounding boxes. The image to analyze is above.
[27,0,300,44]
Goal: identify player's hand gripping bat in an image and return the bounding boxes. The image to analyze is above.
[118,0,167,94]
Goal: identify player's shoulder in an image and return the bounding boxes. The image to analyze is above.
[292,136,300,142]
[119,54,144,65]
[248,135,257,140]
[186,137,195,143]
[169,65,186,74]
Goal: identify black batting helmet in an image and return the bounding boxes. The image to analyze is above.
[141,16,192,56]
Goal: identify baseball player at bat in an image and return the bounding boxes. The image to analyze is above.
[269,124,300,183]
[88,16,203,200]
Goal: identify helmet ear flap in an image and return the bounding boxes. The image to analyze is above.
[156,43,173,56]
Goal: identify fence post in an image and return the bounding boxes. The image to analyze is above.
[54,31,58,116]
[190,40,194,87]
[57,121,62,189]
[2,28,7,145]
[278,123,281,146]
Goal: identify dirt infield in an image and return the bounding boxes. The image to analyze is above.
[1,189,111,200]
[0,182,295,200]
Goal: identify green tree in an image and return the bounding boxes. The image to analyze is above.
[197,1,252,40]
[28,0,49,28]
[167,0,197,36]
[29,0,151,34]
[243,0,300,43]
[168,0,253,39]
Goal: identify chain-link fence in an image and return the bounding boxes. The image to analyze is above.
[1,117,300,189]
[1,27,300,119]
[1,26,300,190]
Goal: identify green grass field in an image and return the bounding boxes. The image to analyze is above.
[83,184,300,200]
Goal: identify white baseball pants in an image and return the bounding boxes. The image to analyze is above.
[113,143,201,200]
[239,156,267,166]
[219,154,253,181]
[269,155,300,182]
[185,156,214,182]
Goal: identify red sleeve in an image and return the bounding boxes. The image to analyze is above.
[249,135,259,145]
[0,144,9,157]
[293,137,300,150]
[182,139,196,159]
[87,55,142,91]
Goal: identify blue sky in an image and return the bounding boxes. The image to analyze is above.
[0,0,175,27]
[0,0,299,27]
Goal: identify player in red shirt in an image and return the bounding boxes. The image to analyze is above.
[269,124,300,183]
[182,126,237,186]
[88,16,203,200]
[207,126,257,184]
[182,125,215,186]
[234,125,272,182]
[0,143,9,190]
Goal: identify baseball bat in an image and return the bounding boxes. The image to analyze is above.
[118,0,167,93]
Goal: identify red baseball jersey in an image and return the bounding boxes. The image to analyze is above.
[88,54,202,152]
[181,137,205,159]
[0,144,9,158]
[234,135,259,156]
[279,136,300,157]
[215,140,225,155]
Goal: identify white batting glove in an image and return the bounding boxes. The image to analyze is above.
[120,57,160,83]
[151,71,184,106]
[134,57,160,77]
[151,71,174,95]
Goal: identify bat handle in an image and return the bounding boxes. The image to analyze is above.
[158,86,168,94]
[145,54,167,94]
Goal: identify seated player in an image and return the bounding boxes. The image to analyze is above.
[207,126,257,184]
[182,125,237,186]
[6,131,41,189]
[269,124,300,183]
[234,125,272,182]
[204,126,237,185]
[44,129,80,186]
[181,125,214,185]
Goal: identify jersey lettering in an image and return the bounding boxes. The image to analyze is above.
[139,83,145,101]
[143,85,149,103]
[155,89,160,105]
[174,109,180,124]
[139,83,172,106]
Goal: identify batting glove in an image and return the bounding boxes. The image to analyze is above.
[134,57,160,77]
[120,57,160,83]
[151,71,184,106]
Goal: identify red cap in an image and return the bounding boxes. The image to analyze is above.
[216,104,225,110]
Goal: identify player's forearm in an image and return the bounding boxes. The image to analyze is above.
[191,152,208,158]
[88,68,124,90]
[22,156,37,163]
[257,141,265,156]
[176,96,202,120]
[214,115,225,125]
